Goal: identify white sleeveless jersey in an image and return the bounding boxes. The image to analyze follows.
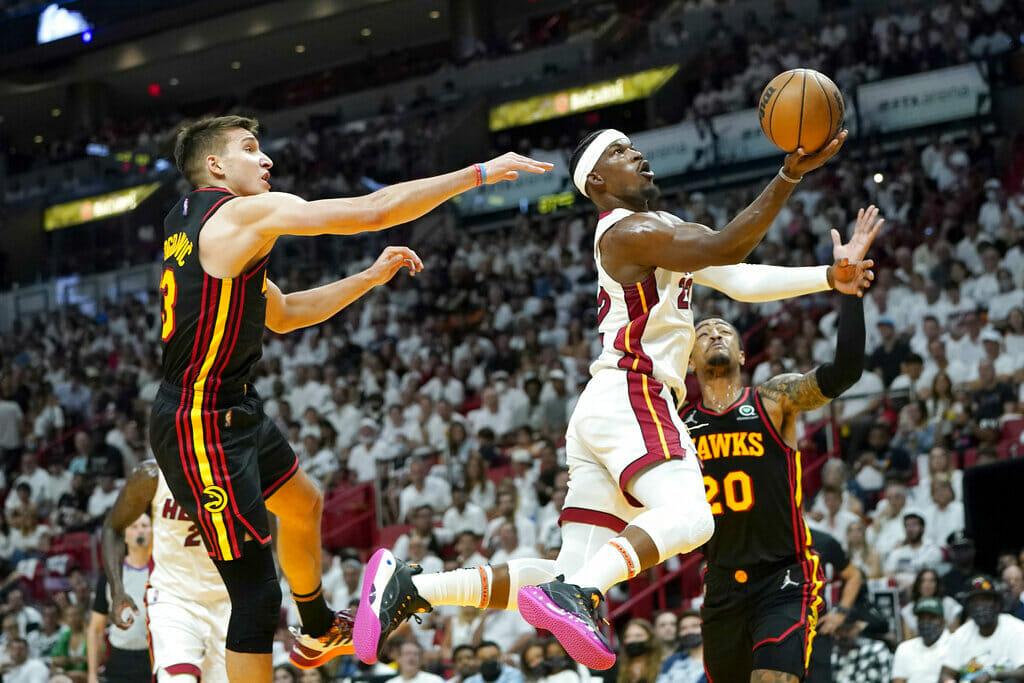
[150,470,225,606]
[590,208,694,395]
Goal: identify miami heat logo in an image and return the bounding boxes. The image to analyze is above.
[201,485,228,513]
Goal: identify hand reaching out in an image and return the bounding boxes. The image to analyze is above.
[832,204,884,264]
[368,246,424,286]
[481,152,555,184]
[829,204,884,297]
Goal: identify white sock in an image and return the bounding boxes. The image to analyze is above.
[413,566,492,608]
[506,558,558,609]
[566,536,640,594]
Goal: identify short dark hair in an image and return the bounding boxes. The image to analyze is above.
[453,644,475,659]
[174,115,259,186]
[569,130,609,187]
[476,640,501,654]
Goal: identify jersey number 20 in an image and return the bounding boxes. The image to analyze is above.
[160,268,177,341]
[703,471,754,514]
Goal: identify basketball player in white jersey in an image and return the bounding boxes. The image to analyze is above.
[354,127,873,670]
[100,461,353,680]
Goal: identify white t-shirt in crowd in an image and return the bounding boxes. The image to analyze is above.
[387,671,445,683]
[891,630,950,683]
[2,657,49,683]
[87,486,121,518]
[884,541,943,578]
[398,477,452,521]
[442,503,488,538]
[942,614,1024,674]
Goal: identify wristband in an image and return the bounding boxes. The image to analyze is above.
[778,168,802,184]
[832,605,851,615]
[473,163,486,187]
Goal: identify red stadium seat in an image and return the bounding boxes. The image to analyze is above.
[961,448,979,469]
[1001,418,1024,446]
[48,531,96,573]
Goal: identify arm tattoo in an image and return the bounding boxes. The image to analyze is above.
[758,372,830,413]
[751,670,799,683]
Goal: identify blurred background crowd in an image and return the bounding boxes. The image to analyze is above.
[2,0,1024,681]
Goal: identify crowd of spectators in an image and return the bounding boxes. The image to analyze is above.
[654,0,1020,122]
[1,1,1024,680]
[1,116,1024,679]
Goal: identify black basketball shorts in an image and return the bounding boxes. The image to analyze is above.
[701,555,825,682]
[149,383,298,561]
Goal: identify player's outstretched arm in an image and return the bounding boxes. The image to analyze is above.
[265,246,423,334]
[691,204,882,301]
[758,291,865,416]
[605,132,848,273]
[234,153,552,239]
[100,461,159,629]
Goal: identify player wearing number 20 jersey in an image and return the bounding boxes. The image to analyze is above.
[681,284,872,681]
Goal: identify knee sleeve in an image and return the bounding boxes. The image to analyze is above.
[555,522,617,578]
[213,541,282,654]
[627,460,715,561]
[505,558,558,609]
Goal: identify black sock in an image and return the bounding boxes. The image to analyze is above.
[293,584,333,637]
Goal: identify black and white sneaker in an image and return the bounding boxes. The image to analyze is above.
[353,548,432,664]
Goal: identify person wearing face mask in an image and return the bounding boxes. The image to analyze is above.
[655,612,706,683]
[522,640,576,683]
[464,641,524,683]
[616,619,663,683]
[540,641,582,683]
[939,575,1024,681]
[891,597,950,683]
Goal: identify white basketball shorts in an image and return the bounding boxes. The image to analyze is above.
[146,586,230,682]
[562,369,699,532]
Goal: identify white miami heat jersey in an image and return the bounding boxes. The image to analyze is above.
[151,470,225,606]
[590,208,694,395]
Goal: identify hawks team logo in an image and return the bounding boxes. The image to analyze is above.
[201,485,228,513]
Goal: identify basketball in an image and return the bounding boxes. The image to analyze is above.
[758,69,845,154]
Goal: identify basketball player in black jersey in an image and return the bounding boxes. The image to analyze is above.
[679,206,882,682]
[149,115,552,682]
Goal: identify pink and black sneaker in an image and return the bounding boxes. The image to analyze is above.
[353,548,432,664]
[518,578,615,670]
[288,610,354,670]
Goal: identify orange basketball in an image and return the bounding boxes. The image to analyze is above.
[758,69,844,154]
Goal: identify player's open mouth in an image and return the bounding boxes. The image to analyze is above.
[261,172,271,184]
[638,160,654,179]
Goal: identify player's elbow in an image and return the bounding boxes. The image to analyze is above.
[265,298,297,334]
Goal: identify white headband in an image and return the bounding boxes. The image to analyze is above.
[573,129,629,198]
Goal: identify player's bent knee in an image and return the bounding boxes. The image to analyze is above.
[213,541,281,654]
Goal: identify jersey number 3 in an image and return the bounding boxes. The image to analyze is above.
[160,268,177,341]
[703,471,754,514]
